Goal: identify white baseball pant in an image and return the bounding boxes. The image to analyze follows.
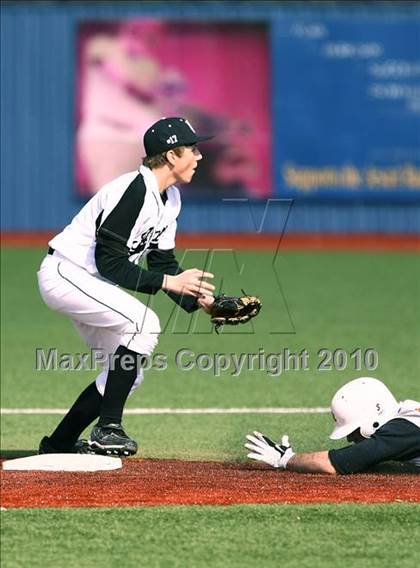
[37,252,161,395]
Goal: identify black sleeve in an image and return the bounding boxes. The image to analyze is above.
[94,173,164,294]
[147,249,199,313]
[328,419,420,474]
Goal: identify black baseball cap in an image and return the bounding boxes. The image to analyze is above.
[143,117,213,157]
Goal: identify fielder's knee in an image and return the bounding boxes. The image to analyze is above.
[122,308,160,356]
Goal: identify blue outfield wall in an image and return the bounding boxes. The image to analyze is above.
[1,1,420,233]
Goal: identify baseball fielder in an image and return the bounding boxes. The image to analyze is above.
[245,377,420,473]
[38,117,216,456]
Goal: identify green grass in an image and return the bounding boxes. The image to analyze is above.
[1,247,419,411]
[1,248,419,454]
[1,247,419,568]
[1,412,344,459]
[2,247,418,458]
[1,504,419,568]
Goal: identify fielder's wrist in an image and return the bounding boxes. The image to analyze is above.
[162,274,172,291]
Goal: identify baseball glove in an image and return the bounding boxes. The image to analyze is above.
[209,290,262,333]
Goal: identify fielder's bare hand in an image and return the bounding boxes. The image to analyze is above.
[197,294,215,313]
[245,431,295,469]
[163,269,215,298]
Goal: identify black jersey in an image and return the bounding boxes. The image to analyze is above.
[329,418,420,474]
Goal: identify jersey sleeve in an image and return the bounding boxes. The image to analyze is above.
[95,173,164,294]
[328,418,420,474]
[147,249,199,313]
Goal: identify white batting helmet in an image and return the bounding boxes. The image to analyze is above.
[329,377,399,440]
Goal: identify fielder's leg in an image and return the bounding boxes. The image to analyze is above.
[37,255,160,456]
[39,381,102,454]
[88,346,146,456]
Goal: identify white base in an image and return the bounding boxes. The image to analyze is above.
[2,453,122,472]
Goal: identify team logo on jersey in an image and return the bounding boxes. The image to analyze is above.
[130,225,169,254]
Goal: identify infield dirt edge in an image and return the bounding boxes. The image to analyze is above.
[1,458,419,508]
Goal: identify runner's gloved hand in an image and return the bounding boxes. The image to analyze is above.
[245,431,295,469]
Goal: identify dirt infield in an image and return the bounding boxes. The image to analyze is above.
[1,459,419,508]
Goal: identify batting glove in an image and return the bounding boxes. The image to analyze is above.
[245,431,295,469]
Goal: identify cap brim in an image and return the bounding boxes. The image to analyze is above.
[329,422,360,440]
[195,135,214,143]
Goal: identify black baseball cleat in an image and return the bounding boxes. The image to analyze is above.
[38,436,90,454]
[74,439,91,454]
[87,423,138,457]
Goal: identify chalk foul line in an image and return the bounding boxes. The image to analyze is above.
[1,407,330,415]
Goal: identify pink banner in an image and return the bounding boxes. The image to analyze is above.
[76,19,272,198]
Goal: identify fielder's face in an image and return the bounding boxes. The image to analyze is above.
[172,144,203,184]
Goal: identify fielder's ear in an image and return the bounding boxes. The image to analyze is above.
[165,149,178,167]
